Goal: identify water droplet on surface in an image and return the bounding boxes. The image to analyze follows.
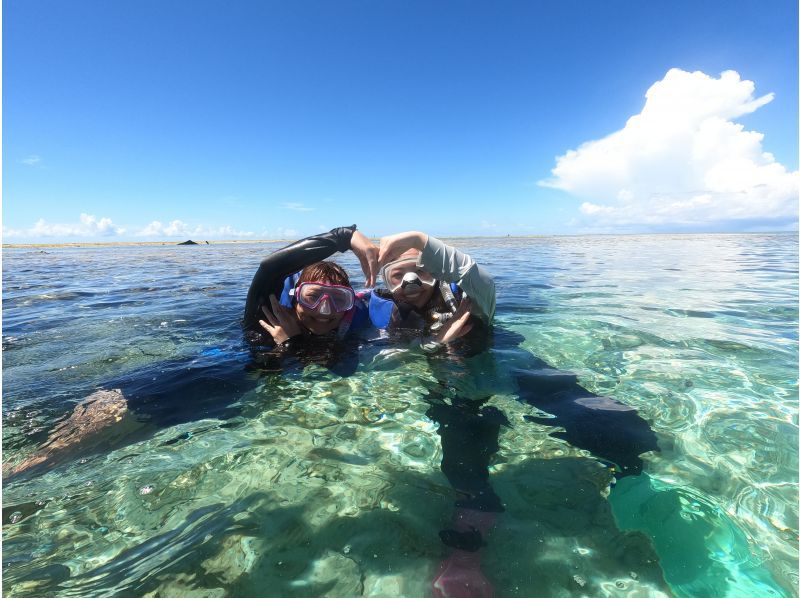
[616,580,626,589]
[139,485,154,495]
[343,545,351,554]
[629,571,638,580]
[9,512,23,524]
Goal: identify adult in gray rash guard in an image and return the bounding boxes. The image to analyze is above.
[374,231,660,598]
[366,231,495,342]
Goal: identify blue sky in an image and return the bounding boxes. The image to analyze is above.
[4,0,798,241]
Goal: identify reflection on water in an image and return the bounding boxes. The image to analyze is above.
[2,234,797,596]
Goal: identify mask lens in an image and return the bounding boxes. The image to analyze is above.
[297,283,354,312]
[381,259,435,291]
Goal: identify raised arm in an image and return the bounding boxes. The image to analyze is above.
[420,235,495,321]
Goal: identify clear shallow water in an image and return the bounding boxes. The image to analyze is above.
[2,234,797,596]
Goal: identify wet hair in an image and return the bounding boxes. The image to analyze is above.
[297,261,351,287]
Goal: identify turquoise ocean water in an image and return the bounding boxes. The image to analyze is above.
[2,234,797,596]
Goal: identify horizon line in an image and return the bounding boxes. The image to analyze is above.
[3,230,797,249]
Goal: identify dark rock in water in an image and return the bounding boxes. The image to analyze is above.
[177,240,198,245]
[205,241,210,244]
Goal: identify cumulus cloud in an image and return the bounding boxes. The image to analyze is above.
[136,220,255,238]
[281,202,314,212]
[540,69,799,230]
[3,216,257,240]
[3,213,125,238]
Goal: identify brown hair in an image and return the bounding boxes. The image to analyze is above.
[297,261,351,287]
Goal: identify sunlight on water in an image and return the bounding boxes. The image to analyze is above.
[3,235,797,596]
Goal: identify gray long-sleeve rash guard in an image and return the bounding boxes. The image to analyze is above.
[416,235,496,322]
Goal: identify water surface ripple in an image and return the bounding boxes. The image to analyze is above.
[2,234,797,596]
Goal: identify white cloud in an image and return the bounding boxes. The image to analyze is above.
[540,69,799,230]
[3,216,256,240]
[20,155,42,166]
[3,213,125,238]
[136,220,255,238]
[281,202,314,212]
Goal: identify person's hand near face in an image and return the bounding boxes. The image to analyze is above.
[259,295,304,344]
[435,298,474,343]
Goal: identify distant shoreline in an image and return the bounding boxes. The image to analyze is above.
[2,236,536,249]
[2,231,794,249]
[1,239,293,249]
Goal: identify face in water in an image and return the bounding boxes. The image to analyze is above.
[294,281,355,335]
[382,250,436,309]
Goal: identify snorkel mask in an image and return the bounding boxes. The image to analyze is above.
[292,282,355,315]
[380,257,436,293]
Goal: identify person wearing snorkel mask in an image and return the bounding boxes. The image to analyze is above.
[258,261,361,341]
[243,225,380,369]
[362,230,495,352]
